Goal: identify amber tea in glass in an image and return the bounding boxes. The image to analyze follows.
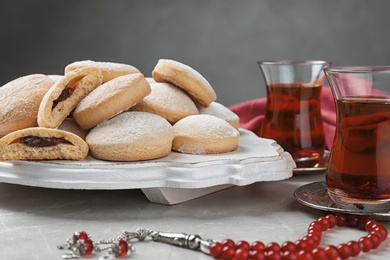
[259,61,330,168]
[325,66,390,211]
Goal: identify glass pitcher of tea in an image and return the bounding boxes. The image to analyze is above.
[258,60,331,168]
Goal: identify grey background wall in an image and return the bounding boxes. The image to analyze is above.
[1,0,390,106]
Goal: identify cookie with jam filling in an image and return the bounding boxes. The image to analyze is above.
[0,127,88,161]
[37,66,103,128]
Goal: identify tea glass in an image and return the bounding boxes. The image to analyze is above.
[325,66,390,212]
[258,60,331,168]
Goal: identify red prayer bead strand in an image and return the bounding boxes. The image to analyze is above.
[209,213,388,260]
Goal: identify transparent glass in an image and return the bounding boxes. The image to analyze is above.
[258,60,331,168]
[325,66,390,212]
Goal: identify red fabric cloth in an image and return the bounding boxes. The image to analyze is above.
[229,87,336,150]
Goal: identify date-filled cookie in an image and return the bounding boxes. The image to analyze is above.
[0,127,89,161]
[37,66,103,129]
[86,112,174,161]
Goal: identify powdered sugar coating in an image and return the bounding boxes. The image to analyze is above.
[198,102,239,128]
[172,114,240,154]
[86,112,174,145]
[131,82,198,123]
[174,115,239,139]
[86,111,174,161]
[167,59,214,94]
[65,60,140,82]
[152,59,217,107]
[0,74,54,135]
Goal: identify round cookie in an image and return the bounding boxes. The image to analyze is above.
[172,114,240,154]
[198,102,240,129]
[38,66,103,129]
[0,74,54,136]
[130,82,198,124]
[0,127,89,161]
[73,73,151,130]
[86,112,174,161]
[65,60,140,82]
[152,59,217,107]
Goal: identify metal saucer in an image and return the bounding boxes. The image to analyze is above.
[294,181,390,221]
[293,150,330,175]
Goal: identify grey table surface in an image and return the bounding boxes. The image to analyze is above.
[1,172,389,259]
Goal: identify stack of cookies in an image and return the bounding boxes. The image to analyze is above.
[0,59,240,162]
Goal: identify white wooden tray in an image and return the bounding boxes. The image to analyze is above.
[0,129,295,205]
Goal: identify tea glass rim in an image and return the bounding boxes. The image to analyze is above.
[324,66,390,74]
[258,60,330,66]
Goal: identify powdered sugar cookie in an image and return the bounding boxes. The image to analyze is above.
[65,60,140,82]
[172,114,240,154]
[130,82,198,124]
[152,59,216,107]
[38,66,103,129]
[0,74,54,136]
[73,73,151,130]
[0,127,89,161]
[198,102,240,129]
[86,112,174,161]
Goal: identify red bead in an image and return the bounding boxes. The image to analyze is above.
[347,215,359,227]
[235,248,250,260]
[365,220,379,232]
[372,226,388,242]
[295,239,309,252]
[281,250,298,260]
[250,250,266,260]
[311,247,326,260]
[116,239,128,257]
[221,246,235,260]
[337,243,351,259]
[367,233,381,249]
[251,241,266,252]
[77,231,89,240]
[359,236,373,252]
[281,241,296,253]
[358,216,370,230]
[336,213,348,227]
[222,239,236,250]
[266,250,282,260]
[325,214,337,228]
[317,216,330,231]
[236,240,250,251]
[306,233,320,247]
[210,242,223,258]
[324,245,339,260]
[297,250,313,260]
[301,236,315,251]
[266,242,281,252]
[82,238,94,256]
[347,241,361,257]
[308,222,322,234]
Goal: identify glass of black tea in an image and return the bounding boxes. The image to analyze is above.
[325,66,390,212]
[258,60,331,168]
